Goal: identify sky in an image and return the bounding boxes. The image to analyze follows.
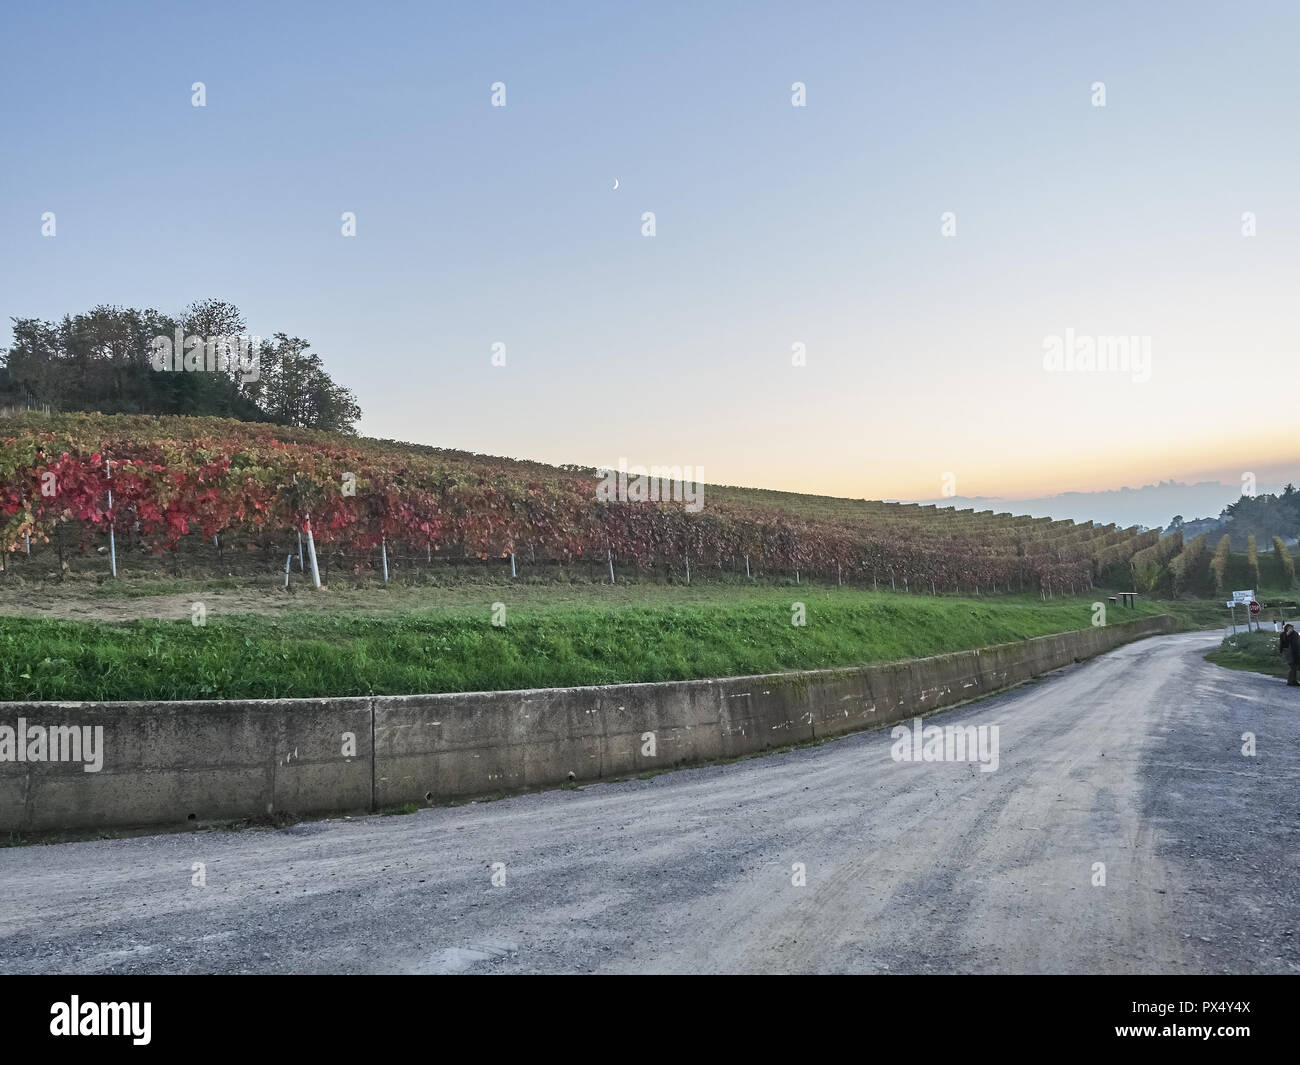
[2,0,1298,510]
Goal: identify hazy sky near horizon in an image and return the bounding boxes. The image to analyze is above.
[3,1,1297,502]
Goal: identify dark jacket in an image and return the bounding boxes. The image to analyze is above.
[1281,629,1300,665]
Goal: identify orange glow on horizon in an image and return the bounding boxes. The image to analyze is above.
[694,436,1300,505]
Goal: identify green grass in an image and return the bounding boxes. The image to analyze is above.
[0,587,1211,701]
[1205,629,1292,679]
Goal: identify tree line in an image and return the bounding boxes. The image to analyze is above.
[1165,485,1300,552]
[0,300,361,434]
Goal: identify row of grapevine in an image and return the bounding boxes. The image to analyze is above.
[1271,537,1295,589]
[1168,533,1209,597]
[1210,534,1233,597]
[1130,530,1183,592]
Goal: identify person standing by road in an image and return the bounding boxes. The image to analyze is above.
[1280,623,1300,687]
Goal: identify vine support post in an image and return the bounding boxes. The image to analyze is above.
[837,561,842,586]
[105,459,117,579]
[298,531,304,570]
[381,537,389,583]
[304,515,321,589]
[745,554,750,578]
[511,552,517,578]
[284,553,291,589]
[685,550,690,585]
[607,547,614,584]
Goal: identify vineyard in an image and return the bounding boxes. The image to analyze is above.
[0,411,1204,596]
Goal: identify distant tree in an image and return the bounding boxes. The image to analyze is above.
[250,334,362,434]
[179,299,251,415]
[2,306,194,414]
[1220,491,1300,549]
[1,302,360,433]
[1282,485,1300,528]
[182,298,245,338]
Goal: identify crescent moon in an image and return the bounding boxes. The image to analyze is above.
[612,178,619,190]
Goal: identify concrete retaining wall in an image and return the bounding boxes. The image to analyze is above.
[0,698,373,835]
[0,615,1174,834]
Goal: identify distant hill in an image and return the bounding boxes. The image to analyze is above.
[917,480,1245,531]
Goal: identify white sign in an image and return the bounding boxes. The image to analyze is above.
[1232,589,1254,604]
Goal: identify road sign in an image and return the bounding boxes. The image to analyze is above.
[1250,600,1261,616]
[1232,589,1254,604]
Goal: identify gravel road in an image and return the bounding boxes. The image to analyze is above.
[2,630,1296,974]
